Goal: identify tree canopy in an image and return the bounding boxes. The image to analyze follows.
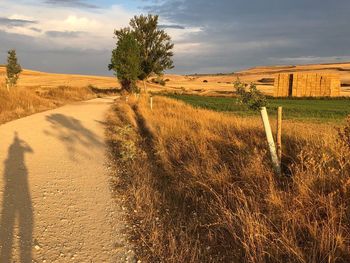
[109,31,141,93]
[114,14,174,81]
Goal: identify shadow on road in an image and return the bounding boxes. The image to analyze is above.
[0,132,33,263]
[45,113,104,160]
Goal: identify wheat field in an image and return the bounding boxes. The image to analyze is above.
[0,67,120,124]
[151,62,350,97]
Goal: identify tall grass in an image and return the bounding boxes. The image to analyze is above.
[0,85,104,124]
[106,95,350,262]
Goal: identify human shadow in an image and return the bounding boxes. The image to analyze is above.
[45,114,104,160]
[0,132,33,263]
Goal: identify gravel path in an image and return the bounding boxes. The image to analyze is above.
[0,97,134,262]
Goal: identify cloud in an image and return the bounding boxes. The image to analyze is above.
[30,27,42,33]
[270,56,350,64]
[0,30,112,75]
[2,0,350,75]
[0,17,37,28]
[0,1,136,75]
[45,30,86,38]
[44,0,99,9]
[159,24,185,30]
[146,0,350,74]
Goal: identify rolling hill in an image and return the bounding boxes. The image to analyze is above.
[159,62,350,96]
[0,67,119,90]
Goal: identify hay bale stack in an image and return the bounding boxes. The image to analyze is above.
[273,73,290,97]
[274,73,340,97]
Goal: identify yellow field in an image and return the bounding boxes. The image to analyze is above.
[1,61,350,124]
[2,62,350,97]
[0,66,119,90]
[0,67,120,124]
[151,62,350,96]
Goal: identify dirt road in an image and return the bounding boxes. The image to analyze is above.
[0,97,133,262]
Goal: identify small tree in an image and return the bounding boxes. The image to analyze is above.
[114,14,174,91]
[109,31,141,93]
[235,80,267,111]
[6,49,22,90]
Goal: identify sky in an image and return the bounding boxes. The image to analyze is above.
[0,0,350,75]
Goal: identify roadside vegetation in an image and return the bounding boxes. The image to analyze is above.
[0,84,109,124]
[106,94,350,262]
[166,94,350,122]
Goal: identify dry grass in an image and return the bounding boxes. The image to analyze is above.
[0,66,118,89]
[0,85,97,124]
[106,95,350,262]
[0,67,120,124]
[145,62,350,97]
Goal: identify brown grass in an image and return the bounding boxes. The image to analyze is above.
[0,85,98,124]
[0,67,120,124]
[0,66,118,89]
[106,95,350,262]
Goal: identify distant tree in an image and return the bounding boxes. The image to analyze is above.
[6,49,22,90]
[109,31,141,93]
[114,14,174,91]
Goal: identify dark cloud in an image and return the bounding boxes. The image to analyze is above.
[146,0,350,74]
[45,30,86,38]
[0,30,112,76]
[44,0,99,9]
[0,17,37,28]
[30,27,42,33]
[1,1,350,76]
[159,24,185,29]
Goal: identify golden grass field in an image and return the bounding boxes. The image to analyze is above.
[0,66,119,124]
[153,62,350,97]
[106,94,350,262]
[0,66,118,90]
[1,61,350,104]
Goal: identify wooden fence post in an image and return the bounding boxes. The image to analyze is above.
[277,107,282,166]
[260,107,281,175]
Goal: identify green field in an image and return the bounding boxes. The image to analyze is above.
[166,94,350,122]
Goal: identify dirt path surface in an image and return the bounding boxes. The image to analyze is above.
[0,97,134,262]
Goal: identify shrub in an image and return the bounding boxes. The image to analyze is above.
[203,80,208,83]
[151,77,166,86]
[235,81,267,111]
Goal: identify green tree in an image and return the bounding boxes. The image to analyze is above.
[114,14,174,90]
[235,80,267,111]
[6,49,22,90]
[109,31,141,93]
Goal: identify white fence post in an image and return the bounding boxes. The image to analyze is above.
[260,107,281,175]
